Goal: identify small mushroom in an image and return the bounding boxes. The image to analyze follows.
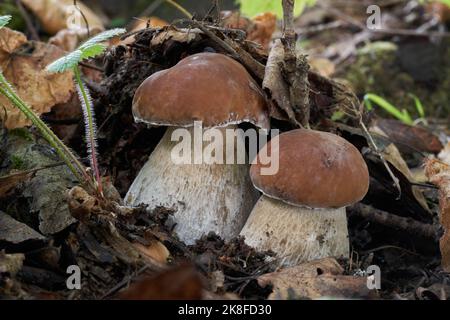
[240,129,369,266]
[125,52,269,244]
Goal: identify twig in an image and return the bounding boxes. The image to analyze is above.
[15,0,40,41]
[349,202,440,241]
[165,0,193,19]
[185,20,266,80]
[281,0,310,127]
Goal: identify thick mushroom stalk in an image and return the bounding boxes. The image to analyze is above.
[126,125,259,244]
[125,53,269,245]
[240,129,369,267]
[240,196,349,266]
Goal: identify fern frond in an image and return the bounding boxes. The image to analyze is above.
[0,15,11,28]
[46,50,83,73]
[79,28,126,50]
[80,43,107,60]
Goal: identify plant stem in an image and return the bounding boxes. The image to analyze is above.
[0,72,96,192]
[74,66,103,195]
[165,0,193,19]
[0,85,81,181]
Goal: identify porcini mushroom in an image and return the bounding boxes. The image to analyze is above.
[125,52,269,244]
[240,129,369,266]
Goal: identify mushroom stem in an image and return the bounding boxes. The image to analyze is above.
[125,125,259,245]
[240,195,350,266]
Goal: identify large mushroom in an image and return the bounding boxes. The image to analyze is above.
[240,129,369,266]
[125,52,269,244]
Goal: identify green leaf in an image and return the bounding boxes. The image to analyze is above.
[0,15,12,28]
[79,28,126,50]
[46,28,126,74]
[236,0,316,18]
[46,50,82,73]
[80,43,107,60]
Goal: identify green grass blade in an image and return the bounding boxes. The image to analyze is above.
[364,93,414,125]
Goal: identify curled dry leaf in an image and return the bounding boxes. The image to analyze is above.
[425,159,450,272]
[309,57,336,77]
[20,0,104,35]
[371,125,430,212]
[0,27,74,129]
[263,39,298,123]
[258,258,373,300]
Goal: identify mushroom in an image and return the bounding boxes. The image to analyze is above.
[240,129,369,266]
[125,52,269,245]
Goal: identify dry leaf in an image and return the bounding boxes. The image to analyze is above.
[49,28,95,52]
[118,17,169,46]
[371,125,430,212]
[248,12,277,50]
[263,39,297,123]
[258,258,374,300]
[133,241,170,264]
[425,159,450,272]
[0,28,74,129]
[20,0,104,35]
[0,211,46,244]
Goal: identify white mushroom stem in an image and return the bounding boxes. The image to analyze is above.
[240,195,350,267]
[125,125,259,245]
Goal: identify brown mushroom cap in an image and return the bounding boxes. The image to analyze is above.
[250,129,369,209]
[132,52,269,129]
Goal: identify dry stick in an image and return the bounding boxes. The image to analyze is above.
[186,20,266,80]
[349,203,440,241]
[281,0,310,128]
[15,0,40,41]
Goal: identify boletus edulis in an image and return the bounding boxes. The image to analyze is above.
[125,52,269,244]
[240,129,369,266]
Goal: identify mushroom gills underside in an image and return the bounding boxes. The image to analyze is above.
[240,195,350,266]
[125,125,259,245]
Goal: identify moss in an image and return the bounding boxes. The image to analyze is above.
[10,154,26,170]
[341,41,450,119]
[9,128,34,142]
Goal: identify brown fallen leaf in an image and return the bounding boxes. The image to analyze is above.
[117,264,204,300]
[258,258,374,300]
[375,119,443,155]
[20,0,104,35]
[133,241,170,264]
[247,12,277,50]
[0,27,74,129]
[425,159,450,272]
[221,11,276,51]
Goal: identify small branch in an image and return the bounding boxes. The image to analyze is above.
[349,203,440,241]
[281,0,310,128]
[15,0,40,41]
